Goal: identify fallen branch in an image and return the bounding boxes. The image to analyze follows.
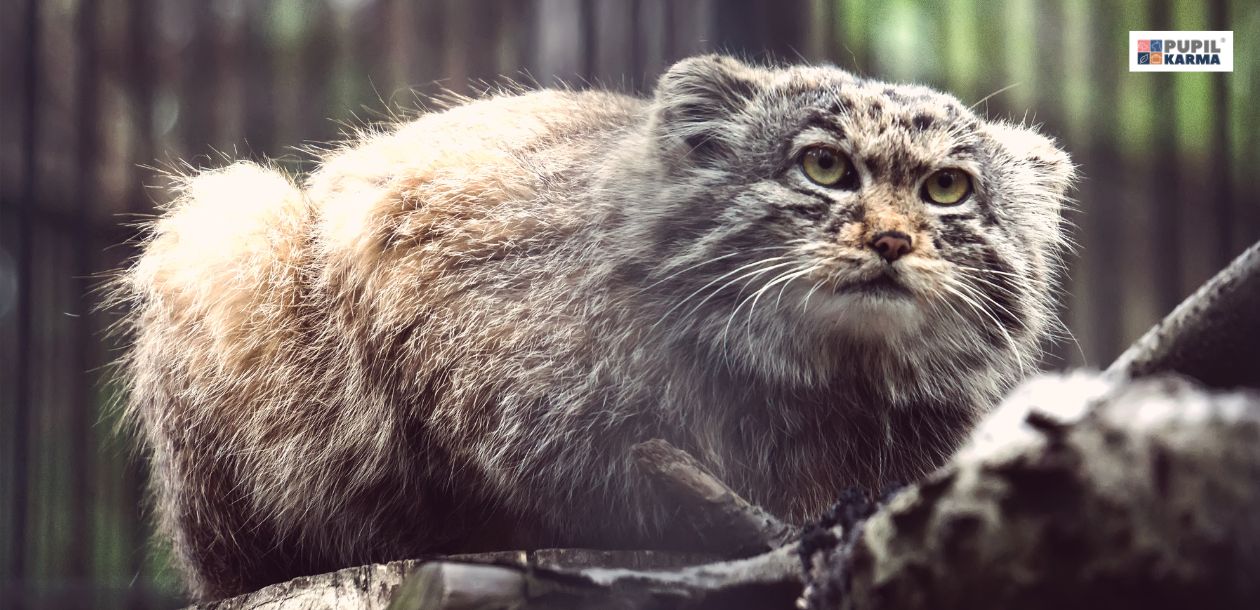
[388,543,805,610]
[1109,240,1260,389]
[197,550,723,610]
[632,439,796,555]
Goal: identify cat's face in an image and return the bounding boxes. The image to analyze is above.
[637,55,1074,387]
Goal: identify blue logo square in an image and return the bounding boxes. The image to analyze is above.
[1151,40,1163,52]
[1137,52,1150,64]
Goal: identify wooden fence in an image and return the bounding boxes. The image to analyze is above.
[1,0,1256,606]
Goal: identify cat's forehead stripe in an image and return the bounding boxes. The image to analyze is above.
[801,113,847,141]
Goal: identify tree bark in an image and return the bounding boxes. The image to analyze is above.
[807,373,1260,610]
[195,549,724,610]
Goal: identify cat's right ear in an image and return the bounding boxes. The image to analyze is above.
[650,55,760,166]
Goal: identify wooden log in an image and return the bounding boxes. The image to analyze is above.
[387,541,806,610]
[195,560,418,610]
[806,373,1260,610]
[1109,240,1260,390]
[195,549,723,610]
[387,562,524,610]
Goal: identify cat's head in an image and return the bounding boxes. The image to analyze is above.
[632,55,1074,391]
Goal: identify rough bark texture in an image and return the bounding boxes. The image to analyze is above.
[804,373,1260,610]
[195,550,721,610]
[195,560,415,610]
[387,544,804,610]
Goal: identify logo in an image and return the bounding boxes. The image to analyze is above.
[1130,31,1233,72]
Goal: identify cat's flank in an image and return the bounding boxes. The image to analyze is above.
[114,55,1074,600]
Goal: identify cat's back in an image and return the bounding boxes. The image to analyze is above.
[298,88,646,306]
[309,88,646,249]
[124,88,645,414]
[131,88,644,326]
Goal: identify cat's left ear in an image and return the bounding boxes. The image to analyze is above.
[650,55,762,166]
[985,122,1077,209]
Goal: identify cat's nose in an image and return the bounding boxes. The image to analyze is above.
[869,231,913,262]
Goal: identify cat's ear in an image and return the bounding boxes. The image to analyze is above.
[986,123,1077,206]
[650,55,761,166]
[984,122,1077,244]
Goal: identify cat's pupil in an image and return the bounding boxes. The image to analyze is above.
[938,173,954,188]
[817,152,834,169]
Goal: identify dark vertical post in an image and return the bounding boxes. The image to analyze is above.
[212,0,244,148]
[712,0,808,62]
[443,0,471,92]
[579,0,596,83]
[243,1,276,158]
[345,0,407,120]
[1083,2,1125,364]
[360,0,391,106]
[128,0,154,211]
[668,0,711,60]
[442,0,504,93]
[125,0,155,602]
[71,0,101,585]
[472,0,504,88]
[1206,0,1234,261]
[300,2,335,146]
[1036,0,1071,368]
[182,0,217,161]
[660,0,675,64]
[635,0,667,82]
[9,0,40,599]
[517,0,540,87]
[531,0,584,87]
[410,0,448,96]
[1150,0,1182,316]
[590,0,634,90]
[629,0,642,92]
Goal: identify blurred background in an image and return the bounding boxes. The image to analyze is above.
[1,0,1256,607]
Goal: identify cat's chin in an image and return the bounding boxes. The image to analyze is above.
[805,286,926,340]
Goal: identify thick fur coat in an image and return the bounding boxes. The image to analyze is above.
[114,55,1074,600]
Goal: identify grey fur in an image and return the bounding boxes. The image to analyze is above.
[112,55,1074,600]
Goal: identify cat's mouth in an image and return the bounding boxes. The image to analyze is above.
[807,268,924,337]
[841,271,912,298]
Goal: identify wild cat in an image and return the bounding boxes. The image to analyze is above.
[113,55,1073,599]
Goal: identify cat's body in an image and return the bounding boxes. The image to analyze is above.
[116,56,1073,600]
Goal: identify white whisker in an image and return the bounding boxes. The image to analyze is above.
[650,256,793,330]
[634,245,794,294]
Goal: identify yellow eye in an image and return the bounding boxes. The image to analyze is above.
[800,146,856,188]
[922,169,972,205]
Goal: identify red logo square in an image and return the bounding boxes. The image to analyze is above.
[1138,40,1150,52]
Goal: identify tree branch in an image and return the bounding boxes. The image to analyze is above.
[805,373,1260,610]
[631,439,797,555]
[1109,240,1260,390]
